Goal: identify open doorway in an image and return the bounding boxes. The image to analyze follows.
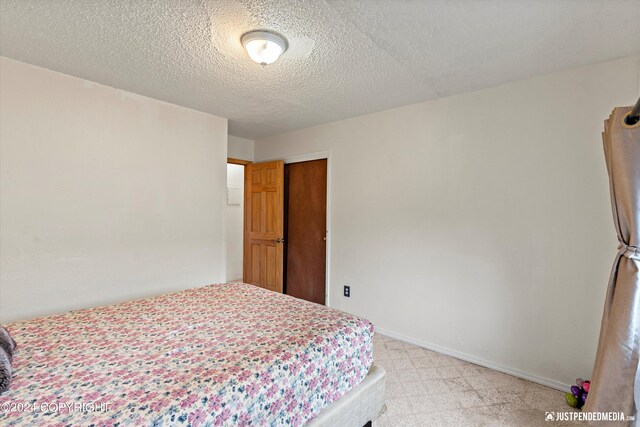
[226,158,250,282]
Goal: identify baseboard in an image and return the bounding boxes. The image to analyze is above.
[374,326,571,393]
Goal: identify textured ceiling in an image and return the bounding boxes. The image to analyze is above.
[1,0,639,139]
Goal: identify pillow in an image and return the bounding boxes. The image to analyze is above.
[0,325,16,394]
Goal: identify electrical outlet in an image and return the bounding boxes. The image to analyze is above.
[343,285,350,297]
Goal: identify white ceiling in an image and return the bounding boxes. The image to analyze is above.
[1,0,639,139]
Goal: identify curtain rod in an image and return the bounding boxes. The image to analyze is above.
[627,96,640,126]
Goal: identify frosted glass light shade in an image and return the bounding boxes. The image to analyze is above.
[241,31,287,65]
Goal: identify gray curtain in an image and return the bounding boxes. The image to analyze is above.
[585,106,640,425]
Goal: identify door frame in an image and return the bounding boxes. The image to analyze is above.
[227,157,252,166]
[261,151,332,307]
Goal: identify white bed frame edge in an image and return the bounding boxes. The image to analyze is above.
[306,364,386,427]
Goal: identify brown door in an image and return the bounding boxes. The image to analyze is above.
[243,160,284,292]
[284,159,327,304]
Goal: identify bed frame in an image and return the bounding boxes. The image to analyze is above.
[307,364,386,427]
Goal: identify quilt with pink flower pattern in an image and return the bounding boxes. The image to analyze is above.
[0,283,374,426]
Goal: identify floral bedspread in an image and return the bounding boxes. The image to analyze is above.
[0,283,374,426]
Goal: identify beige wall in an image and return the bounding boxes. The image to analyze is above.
[228,135,254,161]
[0,57,228,322]
[255,56,640,389]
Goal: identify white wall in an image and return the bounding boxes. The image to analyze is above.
[0,57,228,322]
[228,135,254,161]
[255,56,640,389]
[226,164,244,281]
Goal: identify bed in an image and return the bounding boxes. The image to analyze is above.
[0,283,385,426]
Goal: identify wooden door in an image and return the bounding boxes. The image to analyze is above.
[284,159,327,304]
[243,160,284,292]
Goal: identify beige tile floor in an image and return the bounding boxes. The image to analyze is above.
[372,334,580,426]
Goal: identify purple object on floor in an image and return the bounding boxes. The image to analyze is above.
[571,385,581,397]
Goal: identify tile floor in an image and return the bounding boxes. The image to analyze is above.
[372,334,579,426]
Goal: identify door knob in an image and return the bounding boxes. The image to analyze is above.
[273,237,285,244]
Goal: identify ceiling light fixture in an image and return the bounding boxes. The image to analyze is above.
[241,30,287,66]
